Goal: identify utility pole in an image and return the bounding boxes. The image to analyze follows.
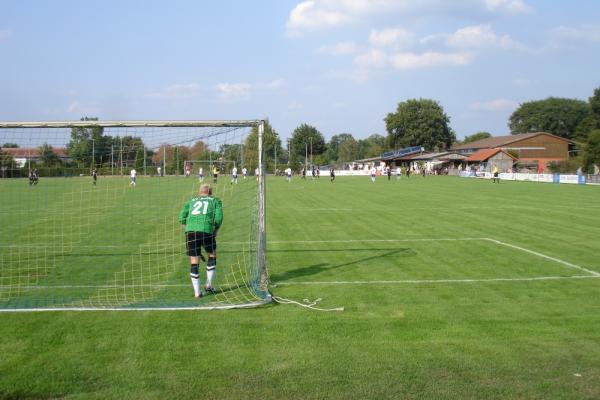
[274,145,277,174]
[310,137,313,169]
[111,145,114,176]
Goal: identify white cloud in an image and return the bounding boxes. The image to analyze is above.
[354,49,388,68]
[423,25,524,50]
[551,25,600,44]
[266,79,286,89]
[215,83,252,101]
[485,0,533,13]
[470,98,518,111]
[0,30,11,40]
[389,51,473,70]
[369,28,415,49]
[317,41,361,56]
[286,0,406,37]
[148,83,202,99]
[66,101,99,115]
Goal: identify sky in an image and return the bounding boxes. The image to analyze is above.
[1,0,599,142]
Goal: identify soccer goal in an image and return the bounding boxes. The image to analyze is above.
[0,120,270,310]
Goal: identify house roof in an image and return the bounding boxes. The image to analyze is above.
[452,132,574,151]
[464,148,517,162]
[1,147,68,158]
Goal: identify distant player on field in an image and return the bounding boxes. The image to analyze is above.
[179,183,223,298]
[285,167,292,182]
[212,165,219,183]
[370,166,376,183]
[492,164,500,183]
[330,167,335,182]
[129,168,137,186]
[198,167,204,182]
[92,168,97,186]
[255,167,259,182]
[231,166,238,185]
[396,166,401,180]
[242,167,247,180]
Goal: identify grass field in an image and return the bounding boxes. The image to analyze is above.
[1,175,600,399]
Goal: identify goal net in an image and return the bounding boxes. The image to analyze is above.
[0,120,270,310]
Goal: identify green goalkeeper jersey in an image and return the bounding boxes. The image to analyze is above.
[178,195,223,233]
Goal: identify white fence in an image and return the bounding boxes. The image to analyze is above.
[459,171,589,185]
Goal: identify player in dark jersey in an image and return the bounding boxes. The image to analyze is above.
[92,169,97,186]
[179,183,223,298]
[330,167,335,182]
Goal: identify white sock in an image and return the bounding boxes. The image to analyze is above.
[191,277,200,296]
[206,269,215,287]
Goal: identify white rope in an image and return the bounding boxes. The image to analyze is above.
[272,295,344,312]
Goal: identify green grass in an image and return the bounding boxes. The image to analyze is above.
[1,175,600,399]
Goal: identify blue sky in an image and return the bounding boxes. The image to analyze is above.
[1,0,599,141]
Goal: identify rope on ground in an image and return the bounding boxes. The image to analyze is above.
[272,296,344,312]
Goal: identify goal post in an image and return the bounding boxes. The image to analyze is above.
[0,119,270,310]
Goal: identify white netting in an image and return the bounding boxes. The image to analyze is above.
[0,121,270,310]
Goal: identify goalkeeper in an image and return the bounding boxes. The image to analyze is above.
[179,183,223,298]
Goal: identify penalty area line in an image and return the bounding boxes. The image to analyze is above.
[272,275,600,286]
[482,238,600,277]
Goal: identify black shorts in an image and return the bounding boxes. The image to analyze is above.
[493,172,499,177]
[186,231,216,256]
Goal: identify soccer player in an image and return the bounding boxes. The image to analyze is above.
[301,167,306,179]
[255,167,259,182]
[492,164,500,183]
[179,183,223,298]
[386,166,391,181]
[285,167,292,182]
[157,166,162,177]
[330,167,335,182]
[130,168,137,186]
[92,168,97,186]
[370,166,376,183]
[231,166,238,184]
[212,165,219,183]
[242,167,248,180]
[198,167,204,182]
[28,169,35,186]
[396,166,401,180]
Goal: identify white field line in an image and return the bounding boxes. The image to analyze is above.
[482,238,600,277]
[267,238,483,244]
[272,275,600,285]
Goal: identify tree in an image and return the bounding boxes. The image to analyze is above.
[243,122,283,172]
[1,143,18,148]
[583,129,600,174]
[590,87,600,121]
[385,99,455,151]
[288,123,325,170]
[39,143,60,166]
[508,98,591,139]
[463,131,491,144]
[357,134,386,159]
[574,115,599,142]
[325,133,358,165]
[0,147,16,178]
[66,117,106,167]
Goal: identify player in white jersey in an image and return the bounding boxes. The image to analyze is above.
[130,168,137,186]
[255,167,259,182]
[285,167,292,182]
[242,167,248,180]
[198,167,204,182]
[370,167,376,183]
[396,166,401,180]
[231,167,238,184]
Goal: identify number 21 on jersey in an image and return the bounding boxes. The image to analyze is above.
[191,200,209,216]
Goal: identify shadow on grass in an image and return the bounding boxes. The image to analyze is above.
[270,247,416,282]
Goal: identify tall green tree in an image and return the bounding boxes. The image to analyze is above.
[589,87,600,121]
[463,131,491,144]
[66,117,107,167]
[288,123,325,169]
[39,143,60,166]
[583,129,600,174]
[326,133,358,165]
[508,98,591,138]
[243,122,283,172]
[1,143,18,148]
[357,134,386,159]
[385,99,455,151]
